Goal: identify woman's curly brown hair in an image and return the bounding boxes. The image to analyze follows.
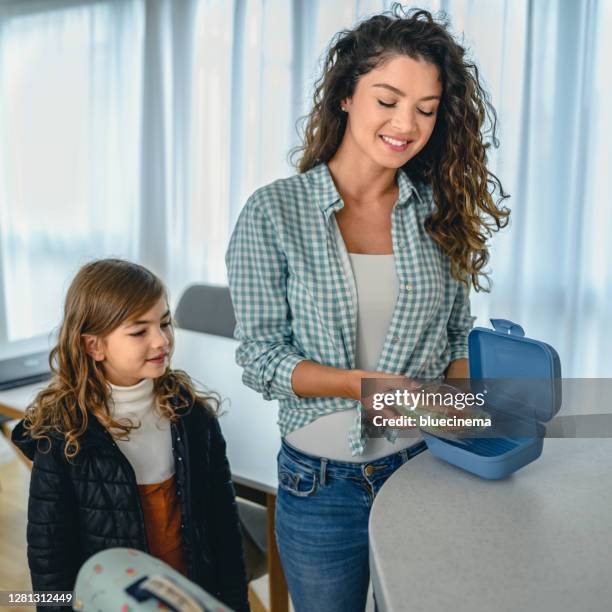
[294,5,510,290]
[23,258,219,461]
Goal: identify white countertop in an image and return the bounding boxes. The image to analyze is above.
[369,438,612,612]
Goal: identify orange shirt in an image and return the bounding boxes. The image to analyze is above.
[137,474,188,576]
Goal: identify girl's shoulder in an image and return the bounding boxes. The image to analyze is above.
[12,412,114,460]
[11,418,69,464]
[169,382,225,441]
[171,384,218,426]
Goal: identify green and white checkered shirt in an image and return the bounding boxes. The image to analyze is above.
[226,163,474,455]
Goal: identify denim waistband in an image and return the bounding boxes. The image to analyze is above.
[280,438,428,485]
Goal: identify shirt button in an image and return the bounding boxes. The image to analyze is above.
[398,241,406,250]
[178,456,182,461]
[391,335,400,344]
[405,283,414,292]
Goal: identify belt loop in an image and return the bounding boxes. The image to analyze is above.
[320,458,328,487]
[400,449,409,463]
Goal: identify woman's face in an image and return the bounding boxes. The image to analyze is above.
[341,54,442,170]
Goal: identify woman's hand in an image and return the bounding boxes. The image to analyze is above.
[350,370,423,429]
[445,358,469,379]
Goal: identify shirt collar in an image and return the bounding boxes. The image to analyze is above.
[307,162,421,219]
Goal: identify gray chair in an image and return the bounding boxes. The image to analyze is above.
[174,284,236,339]
[174,284,268,581]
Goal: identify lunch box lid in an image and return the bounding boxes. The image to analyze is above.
[468,319,562,422]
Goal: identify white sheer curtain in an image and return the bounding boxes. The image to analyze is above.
[413,0,612,378]
[0,0,144,341]
[0,0,610,376]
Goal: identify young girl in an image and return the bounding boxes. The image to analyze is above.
[226,6,509,612]
[12,258,249,612]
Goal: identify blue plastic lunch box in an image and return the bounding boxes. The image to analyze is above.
[421,319,562,479]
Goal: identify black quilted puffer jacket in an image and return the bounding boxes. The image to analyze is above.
[11,397,249,612]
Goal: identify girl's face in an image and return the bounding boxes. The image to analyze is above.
[84,296,173,387]
[341,54,442,170]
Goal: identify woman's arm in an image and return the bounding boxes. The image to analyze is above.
[226,197,305,401]
[445,358,469,379]
[290,361,354,399]
[291,361,412,402]
[447,280,475,370]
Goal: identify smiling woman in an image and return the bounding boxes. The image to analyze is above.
[226,5,510,612]
[297,8,511,289]
[340,56,441,165]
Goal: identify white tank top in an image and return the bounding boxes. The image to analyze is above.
[286,250,420,461]
[349,253,399,371]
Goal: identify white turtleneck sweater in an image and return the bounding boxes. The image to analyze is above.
[108,378,174,485]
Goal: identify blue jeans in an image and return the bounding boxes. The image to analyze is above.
[275,439,427,612]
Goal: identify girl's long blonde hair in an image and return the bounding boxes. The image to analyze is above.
[23,258,218,460]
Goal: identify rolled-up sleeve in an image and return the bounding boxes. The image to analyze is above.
[447,280,476,361]
[226,196,305,401]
